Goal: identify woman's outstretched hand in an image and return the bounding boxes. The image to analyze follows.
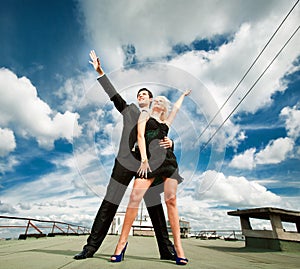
[89,50,104,76]
[183,89,192,96]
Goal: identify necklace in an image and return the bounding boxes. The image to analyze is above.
[151,113,164,123]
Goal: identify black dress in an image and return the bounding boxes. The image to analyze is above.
[136,117,183,185]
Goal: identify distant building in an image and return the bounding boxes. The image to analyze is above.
[109,212,126,235]
[109,211,154,236]
[109,210,190,238]
[167,217,191,238]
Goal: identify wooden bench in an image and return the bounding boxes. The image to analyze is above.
[228,207,300,251]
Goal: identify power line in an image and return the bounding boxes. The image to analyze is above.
[200,24,300,152]
[195,0,299,147]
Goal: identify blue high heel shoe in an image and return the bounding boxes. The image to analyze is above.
[110,242,128,262]
[172,245,188,265]
[176,256,189,265]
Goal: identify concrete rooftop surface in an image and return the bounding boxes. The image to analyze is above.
[0,235,299,269]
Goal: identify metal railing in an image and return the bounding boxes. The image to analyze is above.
[193,229,244,241]
[0,215,90,240]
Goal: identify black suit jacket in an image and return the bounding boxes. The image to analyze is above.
[97,74,140,172]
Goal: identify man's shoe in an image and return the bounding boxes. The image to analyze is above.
[160,253,176,261]
[160,244,177,261]
[73,248,94,260]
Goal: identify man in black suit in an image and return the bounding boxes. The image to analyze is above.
[74,50,175,260]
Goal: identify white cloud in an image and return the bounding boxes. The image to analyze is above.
[78,0,296,70]
[0,128,16,156]
[169,18,300,115]
[54,71,110,111]
[280,104,300,139]
[0,156,19,174]
[255,137,294,165]
[0,68,82,150]
[194,170,281,207]
[0,153,104,224]
[229,105,300,170]
[230,137,295,169]
[175,197,242,231]
[166,169,298,231]
[0,200,17,214]
[78,0,300,112]
[229,148,256,169]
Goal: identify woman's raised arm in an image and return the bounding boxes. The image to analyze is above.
[165,89,191,126]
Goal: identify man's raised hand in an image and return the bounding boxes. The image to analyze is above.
[89,50,104,76]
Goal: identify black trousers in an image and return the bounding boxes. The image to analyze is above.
[84,160,174,257]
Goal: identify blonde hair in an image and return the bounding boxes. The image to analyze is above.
[151,96,171,121]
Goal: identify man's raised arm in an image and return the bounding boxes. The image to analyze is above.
[89,50,127,112]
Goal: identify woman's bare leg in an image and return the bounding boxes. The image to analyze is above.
[111,177,154,259]
[164,178,186,262]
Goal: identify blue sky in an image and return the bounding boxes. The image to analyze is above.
[0,0,300,237]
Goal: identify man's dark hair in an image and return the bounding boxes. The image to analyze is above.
[137,88,153,98]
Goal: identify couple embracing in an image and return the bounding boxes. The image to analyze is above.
[74,50,190,265]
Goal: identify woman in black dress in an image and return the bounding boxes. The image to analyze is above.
[111,90,191,265]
